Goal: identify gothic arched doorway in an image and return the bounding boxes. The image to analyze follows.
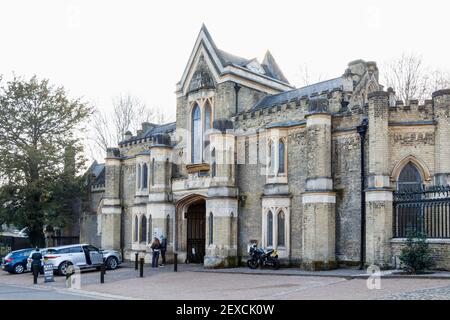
[186,199,206,263]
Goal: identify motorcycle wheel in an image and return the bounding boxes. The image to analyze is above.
[247,259,258,269]
[272,259,280,270]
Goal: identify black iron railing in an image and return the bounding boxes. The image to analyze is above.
[393,185,450,238]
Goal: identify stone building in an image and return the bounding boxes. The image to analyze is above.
[81,25,450,270]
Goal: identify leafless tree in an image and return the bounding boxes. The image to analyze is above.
[296,63,327,87]
[428,69,450,93]
[87,94,164,161]
[383,53,450,103]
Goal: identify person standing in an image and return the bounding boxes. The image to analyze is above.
[150,237,161,268]
[160,235,167,267]
[31,247,42,283]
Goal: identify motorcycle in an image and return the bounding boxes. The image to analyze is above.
[247,244,280,270]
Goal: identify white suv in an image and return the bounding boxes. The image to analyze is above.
[43,244,121,276]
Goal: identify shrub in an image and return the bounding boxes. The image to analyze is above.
[399,231,434,274]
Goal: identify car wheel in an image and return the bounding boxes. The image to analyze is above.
[106,257,118,270]
[13,263,25,274]
[58,261,73,276]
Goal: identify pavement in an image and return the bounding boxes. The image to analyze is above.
[0,284,98,300]
[196,266,450,279]
[1,262,450,300]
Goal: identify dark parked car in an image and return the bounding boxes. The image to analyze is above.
[1,248,34,274]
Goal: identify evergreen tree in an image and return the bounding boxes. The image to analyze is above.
[399,230,434,274]
[0,75,92,246]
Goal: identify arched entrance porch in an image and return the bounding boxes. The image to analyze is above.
[175,194,206,264]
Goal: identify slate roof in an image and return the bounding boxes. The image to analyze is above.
[216,48,251,67]
[261,51,289,84]
[122,122,176,144]
[141,122,176,139]
[252,77,343,111]
[88,161,105,186]
[200,24,290,85]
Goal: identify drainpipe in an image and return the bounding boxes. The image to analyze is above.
[234,83,241,116]
[119,162,124,261]
[357,118,368,270]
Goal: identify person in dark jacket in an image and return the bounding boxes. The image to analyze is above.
[150,237,161,268]
[31,247,42,281]
[160,235,167,267]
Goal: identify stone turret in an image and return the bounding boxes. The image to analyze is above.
[101,147,122,250]
[204,119,238,268]
[146,133,175,257]
[301,98,336,270]
[432,89,450,185]
[365,91,393,267]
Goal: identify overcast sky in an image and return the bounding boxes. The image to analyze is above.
[1,0,449,123]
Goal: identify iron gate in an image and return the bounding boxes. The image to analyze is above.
[393,185,450,238]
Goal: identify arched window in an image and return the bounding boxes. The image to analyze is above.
[267,211,273,247]
[142,163,148,189]
[209,212,214,245]
[211,148,216,177]
[277,211,285,247]
[134,215,138,242]
[204,102,212,132]
[278,139,285,174]
[151,158,155,186]
[204,102,212,158]
[268,140,275,175]
[166,214,171,243]
[140,215,147,244]
[191,104,201,163]
[165,159,170,186]
[398,162,422,191]
[148,215,152,242]
[137,164,141,189]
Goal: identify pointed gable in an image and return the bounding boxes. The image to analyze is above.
[245,59,266,75]
[262,51,290,84]
[177,24,294,96]
[188,54,216,92]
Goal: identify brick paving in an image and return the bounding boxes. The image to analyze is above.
[1,264,450,300]
[378,285,450,300]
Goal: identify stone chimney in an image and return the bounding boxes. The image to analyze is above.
[124,131,132,141]
[387,87,396,107]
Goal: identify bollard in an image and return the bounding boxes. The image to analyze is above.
[100,262,105,284]
[135,252,139,270]
[174,253,178,272]
[139,257,144,278]
[33,264,38,284]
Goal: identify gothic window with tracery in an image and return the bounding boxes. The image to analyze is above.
[191,104,202,163]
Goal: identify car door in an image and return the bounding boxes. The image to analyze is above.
[85,245,103,266]
[69,246,87,267]
[20,250,33,266]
